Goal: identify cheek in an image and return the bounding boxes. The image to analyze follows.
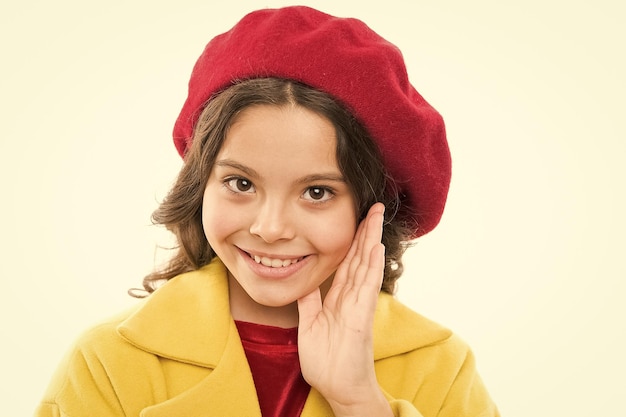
[201,188,237,245]
[308,210,357,257]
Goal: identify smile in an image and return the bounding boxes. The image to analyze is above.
[239,248,306,269]
[250,254,304,268]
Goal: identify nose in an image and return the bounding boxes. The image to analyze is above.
[249,199,296,243]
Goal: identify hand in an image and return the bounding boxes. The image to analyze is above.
[297,203,393,417]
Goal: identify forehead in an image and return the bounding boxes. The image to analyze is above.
[216,104,340,175]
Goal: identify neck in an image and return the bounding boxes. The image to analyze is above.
[227,274,300,328]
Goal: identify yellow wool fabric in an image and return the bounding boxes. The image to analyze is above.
[36,259,499,417]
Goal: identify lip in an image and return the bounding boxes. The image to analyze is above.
[239,247,305,260]
[236,247,310,280]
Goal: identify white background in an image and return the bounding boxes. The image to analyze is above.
[1,0,624,415]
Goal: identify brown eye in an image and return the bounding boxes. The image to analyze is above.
[309,187,325,200]
[225,177,255,193]
[303,186,333,203]
[236,178,252,192]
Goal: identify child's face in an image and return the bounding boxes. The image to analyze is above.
[202,104,357,321]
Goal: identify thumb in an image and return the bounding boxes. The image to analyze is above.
[297,287,323,330]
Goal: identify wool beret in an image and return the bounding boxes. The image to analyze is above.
[173,6,451,237]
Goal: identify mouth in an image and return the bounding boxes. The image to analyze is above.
[242,250,306,269]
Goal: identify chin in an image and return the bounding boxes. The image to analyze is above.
[251,293,299,308]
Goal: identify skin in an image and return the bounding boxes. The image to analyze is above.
[202,104,392,417]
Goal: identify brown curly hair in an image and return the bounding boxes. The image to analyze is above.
[135,78,414,296]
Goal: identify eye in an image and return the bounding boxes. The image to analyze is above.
[224,177,255,193]
[302,186,334,203]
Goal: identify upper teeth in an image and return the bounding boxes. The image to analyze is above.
[253,255,300,268]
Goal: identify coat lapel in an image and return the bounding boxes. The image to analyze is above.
[139,320,262,417]
[118,259,262,417]
[118,260,232,367]
[373,293,452,360]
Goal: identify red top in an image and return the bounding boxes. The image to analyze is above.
[235,321,311,417]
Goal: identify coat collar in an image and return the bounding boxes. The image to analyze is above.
[119,260,266,417]
[373,292,452,360]
[117,258,452,367]
[117,258,451,416]
[118,259,232,368]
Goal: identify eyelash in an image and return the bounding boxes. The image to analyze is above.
[222,176,336,204]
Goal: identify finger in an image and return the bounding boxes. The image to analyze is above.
[366,240,386,291]
[363,204,385,251]
[348,242,385,326]
[297,286,323,331]
[332,212,366,287]
[346,213,371,282]
[351,204,385,287]
[336,203,385,288]
[356,204,382,255]
[344,215,366,266]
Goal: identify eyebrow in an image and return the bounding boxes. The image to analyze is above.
[215,160,260,178]
[296,173,346,185]
[215,159,346,184]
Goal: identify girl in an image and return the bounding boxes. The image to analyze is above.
[37,6,499,417]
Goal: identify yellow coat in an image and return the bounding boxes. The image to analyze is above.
[36,259,499,417]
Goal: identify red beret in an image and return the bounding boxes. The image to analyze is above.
[173,6,451,237]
